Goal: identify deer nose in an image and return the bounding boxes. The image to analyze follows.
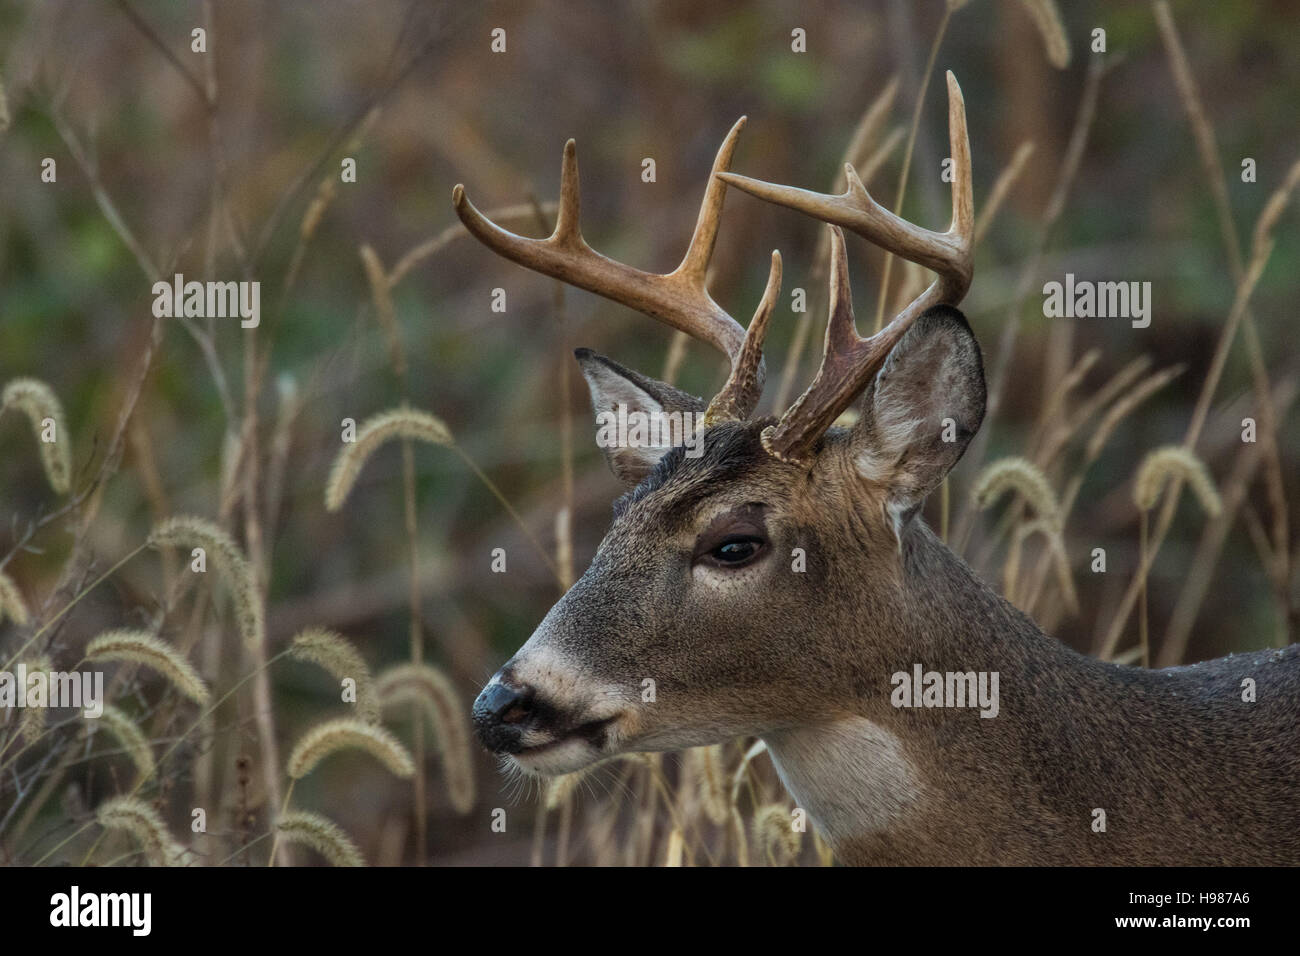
[472,679,536,753]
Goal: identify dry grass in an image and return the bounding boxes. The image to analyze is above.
[0,2,1294,868]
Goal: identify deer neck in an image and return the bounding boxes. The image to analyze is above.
[762,517,1058,855]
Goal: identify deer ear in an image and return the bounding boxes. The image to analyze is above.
[849,305,985,531]
[574,348,707,487]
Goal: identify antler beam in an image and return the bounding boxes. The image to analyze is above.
[719,71,974,462]
[453,119,780,420]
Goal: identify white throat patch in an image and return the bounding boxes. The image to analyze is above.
[764,717,923,846]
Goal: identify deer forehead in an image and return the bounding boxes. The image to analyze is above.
[600,431,902,562]
[610,428,791,528]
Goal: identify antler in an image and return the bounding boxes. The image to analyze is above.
[452,119,781,423]
[717,71,974,462]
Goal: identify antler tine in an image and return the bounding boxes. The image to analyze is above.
[453,119,774,406]
[729,72,975,462]
[718,72,971,299]
[674,117,746,286]
[553,137,582,245]
[704,250,782,424]
[760,228,865,460]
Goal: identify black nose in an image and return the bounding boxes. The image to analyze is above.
[472,679,536,753]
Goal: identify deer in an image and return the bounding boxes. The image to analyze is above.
[454,73,1300,865]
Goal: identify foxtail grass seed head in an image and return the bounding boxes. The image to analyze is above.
[2,377,72,494]
[1017,0,1070,68]
[1134,446,1222,516]
[290,627,378,723]
[689,745,731,826]
[752,803,802,866]
[359,244,406,377]
[18,655,51,743]
[972,457,1063,531]
[148,515,264,650]
[376,663,475,812]
[287,717,415,780]
[276,811,366,866]
[0,569,30,627]
[96,796,185,866]
[98,704,156,783]
[324,407,453,512]
[86,629,210,705]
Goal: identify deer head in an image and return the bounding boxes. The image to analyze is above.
[457,73,975,778]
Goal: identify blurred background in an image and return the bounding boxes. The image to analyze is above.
[0,0,1296,865]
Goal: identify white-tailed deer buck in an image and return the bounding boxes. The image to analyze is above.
[456,73,1300,865]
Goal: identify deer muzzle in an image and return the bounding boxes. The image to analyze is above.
[472,662,623,774]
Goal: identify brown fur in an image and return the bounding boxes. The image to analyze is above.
[482,310,1300,865]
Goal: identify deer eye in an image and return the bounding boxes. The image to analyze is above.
[708,535,765,567]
